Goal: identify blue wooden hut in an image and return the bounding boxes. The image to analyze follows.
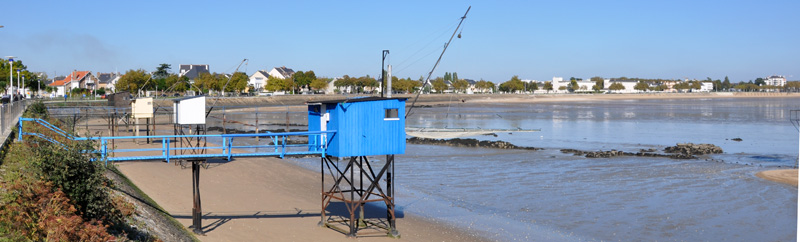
[307,97,406,157]
[308,97,406,237]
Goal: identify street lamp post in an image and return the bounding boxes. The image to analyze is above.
[5,57,14,102]
[21,74,25,99]
[16,69,20,100]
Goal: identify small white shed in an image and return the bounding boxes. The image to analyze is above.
[173,96,206,125]
[131,97,154,119]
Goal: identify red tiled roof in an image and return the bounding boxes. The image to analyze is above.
[49,71,90,87]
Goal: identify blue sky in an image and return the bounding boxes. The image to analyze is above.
[1,0,797,83]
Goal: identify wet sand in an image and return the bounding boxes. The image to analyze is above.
[110,138,489,242]
[756,169,798,187]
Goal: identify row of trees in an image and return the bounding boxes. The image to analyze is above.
[0,58,45,95]
[115,64,251,95]
[115,64,800,96]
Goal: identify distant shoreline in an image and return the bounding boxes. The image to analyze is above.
[147,92,800,108]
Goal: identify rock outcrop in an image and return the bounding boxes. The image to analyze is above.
[406,137,541,150]
[664,143,723,155]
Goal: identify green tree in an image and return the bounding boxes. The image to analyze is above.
[735,83,758,91]
[754,78,766,86]
[310,78,330,93]
[722,76,731,90]
[116,69,151,94]
[591,77,604,92]
[265,75,287,92]
[431,77,448,93]
[673,82,690,92]
[543,81,553,93]
[690,81,701,90]
[154,64,171,79]
[164,74,188,92]
[356,75,378,93]
[783,81,800,92]
[475,80,493,93]
[526,81,539,92]
[712,79,722,91]
[499,75,524,93]
[229,72,249,94]
[0,59,32,94]
[609,82,625,91]
[568,79,579,92]
[452,79,469,93]
[634,81,649,92]
[651,84,667,91]
[293,70,316,91]
[334,75,354,93]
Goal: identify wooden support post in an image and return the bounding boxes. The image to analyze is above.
[348,156,356,237]
[319,155,326,227]
[386,154,399,238]
[146,118,151,144]
[255,107,259,142]
[191,159,205,235]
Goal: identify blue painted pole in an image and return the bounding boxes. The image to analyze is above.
[18,117,23,141]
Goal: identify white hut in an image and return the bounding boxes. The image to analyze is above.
[131,97,154,139]
[173,96,206,125]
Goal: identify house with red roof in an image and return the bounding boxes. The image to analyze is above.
[48,70,97,97]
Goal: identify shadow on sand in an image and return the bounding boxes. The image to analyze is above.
[171,201,405,234]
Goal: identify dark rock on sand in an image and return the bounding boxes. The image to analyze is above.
[407,137,542,150]
[664,143,723,155]
[560,149,698,159]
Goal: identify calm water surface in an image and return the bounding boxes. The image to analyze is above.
[286,97,798,241]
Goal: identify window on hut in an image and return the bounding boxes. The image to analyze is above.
[384,108,399,120]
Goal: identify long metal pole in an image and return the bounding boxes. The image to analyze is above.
[16,70,20,100]
[406,6,471,118]
[381,50,389,97]
[8,59,13,102]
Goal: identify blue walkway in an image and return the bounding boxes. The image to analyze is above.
[18,117,335,165]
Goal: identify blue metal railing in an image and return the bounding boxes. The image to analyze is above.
[18,117,335,165]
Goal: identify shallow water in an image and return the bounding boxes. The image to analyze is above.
[236,97,799,241]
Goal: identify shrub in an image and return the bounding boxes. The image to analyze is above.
[25,101,49,119]
[0,178,116,241]
[28,140,121,223]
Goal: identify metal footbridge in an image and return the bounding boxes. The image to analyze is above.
[18,117,335,164]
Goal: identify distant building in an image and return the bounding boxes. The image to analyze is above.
[604,79,638,93]
[48,71,96,97]
[268,66,295,79]
[179,64,210,81]
[464,79,477,94]
[765,75,786,86]
[248,70,270,92]
[96,72,121,91]
[699,82,713,92]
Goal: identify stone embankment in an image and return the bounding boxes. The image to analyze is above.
[406,137,542,150]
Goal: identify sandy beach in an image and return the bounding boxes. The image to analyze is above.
[110,138,490,242]
[756,169,798,187]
